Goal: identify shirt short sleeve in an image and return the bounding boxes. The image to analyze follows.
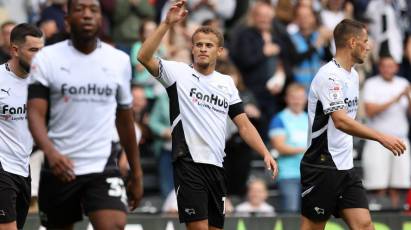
[157,58,179,88]
[227,77,244,119]
[29,51,50,87]
[116,57,133,108]
[316,74,346,114]
[228,77,241,105]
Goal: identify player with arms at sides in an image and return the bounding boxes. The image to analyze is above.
[300,19,406,230]
[137,1,278,230]
[27,0,143,229]
[0,23,43,230]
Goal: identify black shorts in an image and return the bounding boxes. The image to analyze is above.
[0,166,31,229]
[300,163,369,221]
[38,168,127,228]
[173,159,227,229]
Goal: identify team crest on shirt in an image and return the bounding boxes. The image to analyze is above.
[217,84,228,92]
[328,76,343,100]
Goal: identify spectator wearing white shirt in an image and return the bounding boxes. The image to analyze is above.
[365,0,405,63]
[362,55,411,209]
[235,178,275,215]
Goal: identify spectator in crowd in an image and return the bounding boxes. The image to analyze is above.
[362,55,411,209]
[132,84,149,124]
[130,19,166,103]
[186,0,236,29]
[39,0,66,33]
[38,19,59,41]
[112,0,154,53]
[365,0,405,63]
[131,84,152,157]
[230,1,283,138]
[269,83,308,213]
[235,178,275,215]
[319,0,353,56]
[0,0,29,23]
[148,92,173,199]
[289,4,332,92]
[272,0,297,84]
[320,0,353,32]
[0,21,16,63]
[27,0,49,24]
[98,0,116,40]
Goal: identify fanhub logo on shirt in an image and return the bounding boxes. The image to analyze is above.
[61,83,114,96]
[1,104,26,114]
[0,104,27,121]
[344,97,358,108]
[189,88,228,108]
[344,96,358,113]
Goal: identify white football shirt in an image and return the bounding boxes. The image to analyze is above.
[0,63,33,177]
[30,40,132,175]
[157,59,242,167]
[303,59,359,170]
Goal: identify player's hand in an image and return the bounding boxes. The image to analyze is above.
[46,151,75,182]
[165,0,188,25]
[379,134,406,156]
[264,153,278,179]
[127,173,144,211]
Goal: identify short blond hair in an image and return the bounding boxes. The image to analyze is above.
[191,26,224,47]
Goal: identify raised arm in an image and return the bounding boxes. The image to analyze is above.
[137,0,188,76]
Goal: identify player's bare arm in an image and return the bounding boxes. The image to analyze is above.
[331,109,406,156]
[404,85,411,114]
[28,98,75,182]
[116,108,144,210]
[232,113,278,179]
[137,0,188,76]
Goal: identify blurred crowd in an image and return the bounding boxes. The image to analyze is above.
[1,0,411,215]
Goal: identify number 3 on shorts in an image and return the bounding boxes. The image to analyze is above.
[106,177,126,197]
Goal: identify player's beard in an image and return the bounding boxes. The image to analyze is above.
[352,51,364,64]
[71,26,100,42]
[18,58,31,73]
